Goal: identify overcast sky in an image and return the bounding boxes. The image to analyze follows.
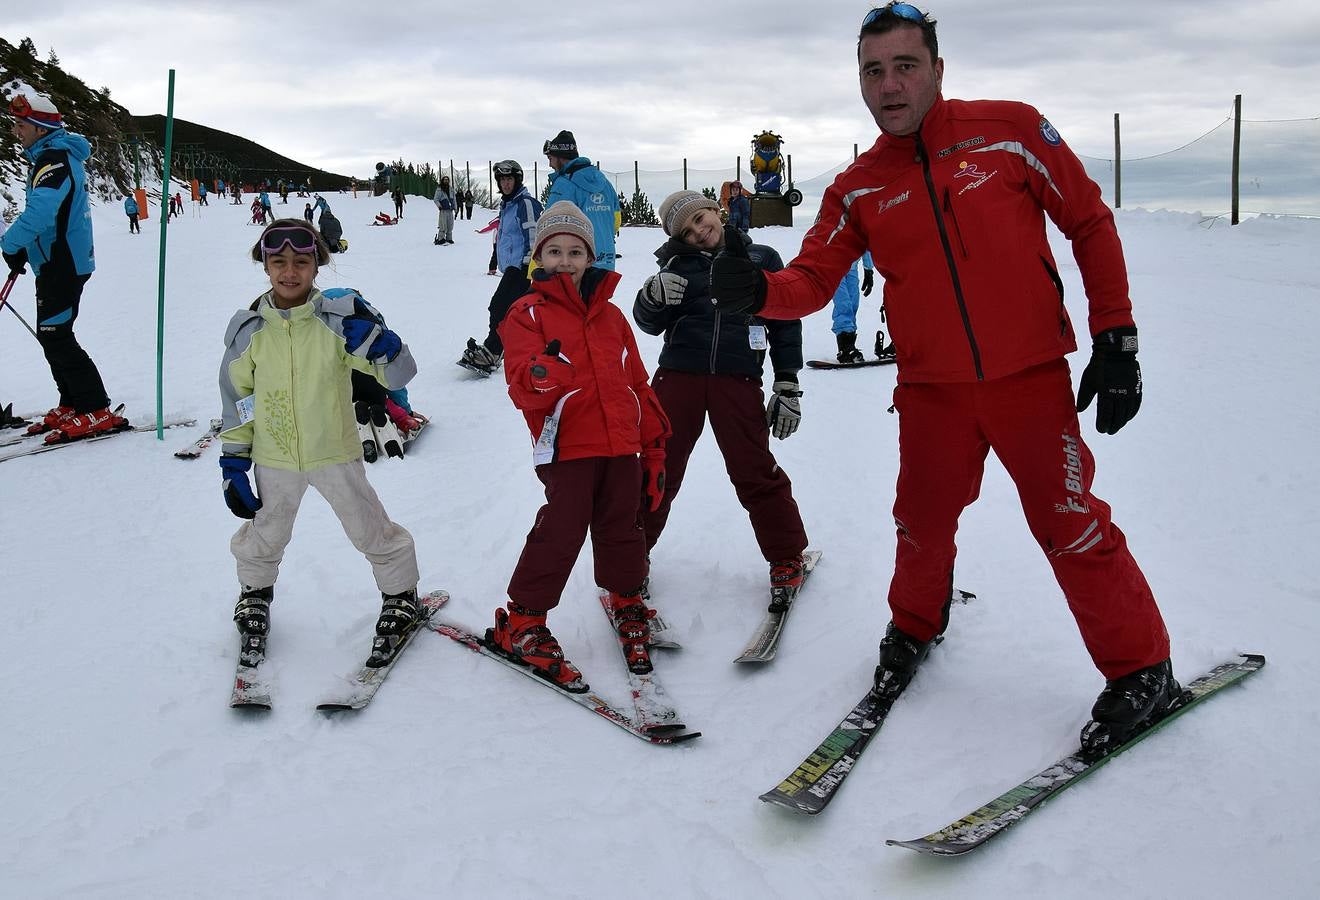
[6,0,1319,181]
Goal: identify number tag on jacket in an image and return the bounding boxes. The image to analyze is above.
[236,394,255,425]
[747,325,768,350]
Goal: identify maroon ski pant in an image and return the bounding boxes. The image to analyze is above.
[888,359,1169,680]
[642,369,808,563]
[506,455,648,612]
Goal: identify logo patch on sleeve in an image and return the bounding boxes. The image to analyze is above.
[1039,118,1062,147]
[32,161,68,189]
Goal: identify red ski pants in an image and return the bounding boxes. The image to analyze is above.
[506,455,649,612]
[888,360,1169,680]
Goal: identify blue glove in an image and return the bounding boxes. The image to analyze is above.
[343,316,402,362]
[220,454,262,519]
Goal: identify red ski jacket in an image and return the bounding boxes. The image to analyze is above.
[499,268,671,464]
[760,95,1135,383]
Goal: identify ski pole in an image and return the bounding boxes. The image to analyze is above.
[0,273,40,341]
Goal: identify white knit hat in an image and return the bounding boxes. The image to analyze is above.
[533,201,596,259]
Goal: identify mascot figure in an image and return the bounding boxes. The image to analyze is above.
[750,131,785,195]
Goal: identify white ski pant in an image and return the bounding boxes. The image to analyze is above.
[436,209,455,242]
[231,459,419,594]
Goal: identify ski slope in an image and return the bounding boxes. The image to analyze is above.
[1,189,1315,898]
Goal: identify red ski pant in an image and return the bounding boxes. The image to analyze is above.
[642,369,808,563]
[888,360,1169,680]
[506,455,649,612]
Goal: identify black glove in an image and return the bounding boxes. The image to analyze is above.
[1076,326,1142,435]
[861,267,874,297]
[3,248,28,276]
[709,225,765,316]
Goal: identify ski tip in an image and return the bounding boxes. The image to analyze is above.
[660,730,702,744]
[758,792,821,814]
[885,837,969,856]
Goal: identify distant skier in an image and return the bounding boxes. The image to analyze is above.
[543,129,621,270]
[123,194,141,233]
[457,160,542,375]
[432,175,457,245]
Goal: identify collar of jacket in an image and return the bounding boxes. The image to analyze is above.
[530,266,619,311]
[875,93,950,154]
[500,186,532,208]
[257,288,323,320]
[550,156,595,181]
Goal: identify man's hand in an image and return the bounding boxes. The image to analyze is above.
[709,225,765,315]
[3,248,28,276]
[1076,326,1142,434]
[861,267,874,297]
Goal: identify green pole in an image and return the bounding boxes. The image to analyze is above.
[156,70,176,440]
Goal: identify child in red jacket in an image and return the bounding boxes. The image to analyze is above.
[492,201,671,691]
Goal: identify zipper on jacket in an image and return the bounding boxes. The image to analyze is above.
[1040,256,1070,337]
[709,309,721,374]
[941,187,969,259]
[916,135,983,380]
[285,314,303,469]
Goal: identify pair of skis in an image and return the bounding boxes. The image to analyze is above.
[231,590,449,711]
[0,407,196,463]
[429,597,701,746]
[761,643,1265,856]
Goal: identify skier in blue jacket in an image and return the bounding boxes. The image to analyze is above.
[3,92,123,442]
[457,160,543,375]
[543,130,620,270]
[123,194,141,233]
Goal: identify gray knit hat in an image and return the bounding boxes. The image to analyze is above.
[659,190,720,238]
[533,200,596,259]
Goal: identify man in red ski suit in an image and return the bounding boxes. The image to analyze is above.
[708,2,1180,759]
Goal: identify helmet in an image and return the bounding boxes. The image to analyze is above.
[493,160,524,194]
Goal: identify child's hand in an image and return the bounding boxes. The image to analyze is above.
[528,339,574,393]
[220,455,262,519]
[641,446,666,512]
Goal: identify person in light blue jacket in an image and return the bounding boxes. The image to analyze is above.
[458,160,543,375]
[123,194,141,233]
[543,130,620,270]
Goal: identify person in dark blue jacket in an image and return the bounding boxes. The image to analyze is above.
[3,92,123,442]
[727,180,751,232]
[544,130,620,270]
[633,190,811,601]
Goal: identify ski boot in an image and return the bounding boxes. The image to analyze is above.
[233,585,273,667]
[369,588,421,668]
[768,554,809,612]
[835,331,865,364]
[0,403,30,430]
[26,405,75,435]
[1079,658,1188,760]
[489,603,588,692]
[604,589,654,674]
[47,407,129,444]
[875,329,897,362]
[457,338,503,377]
[354,400,379,463]
[872,621,932,699]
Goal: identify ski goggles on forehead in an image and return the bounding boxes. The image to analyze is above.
[260,225,318,256]
[8,95,33,117]
[863,2,928,27]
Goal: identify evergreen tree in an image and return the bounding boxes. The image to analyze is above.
[701,187,718,202]
[629,188,659,227]
[47,47,60,67]
[19,37,37,58]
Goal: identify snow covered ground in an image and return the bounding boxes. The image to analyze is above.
[1,189,1316,898]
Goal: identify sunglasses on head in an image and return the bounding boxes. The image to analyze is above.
[863,2,927,27]
[260,225,318,256]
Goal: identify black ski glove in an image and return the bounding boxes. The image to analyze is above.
[1076,326,1142,435]
[3,248,28,276]
[861,267,874,297]
[709,225,765,316]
